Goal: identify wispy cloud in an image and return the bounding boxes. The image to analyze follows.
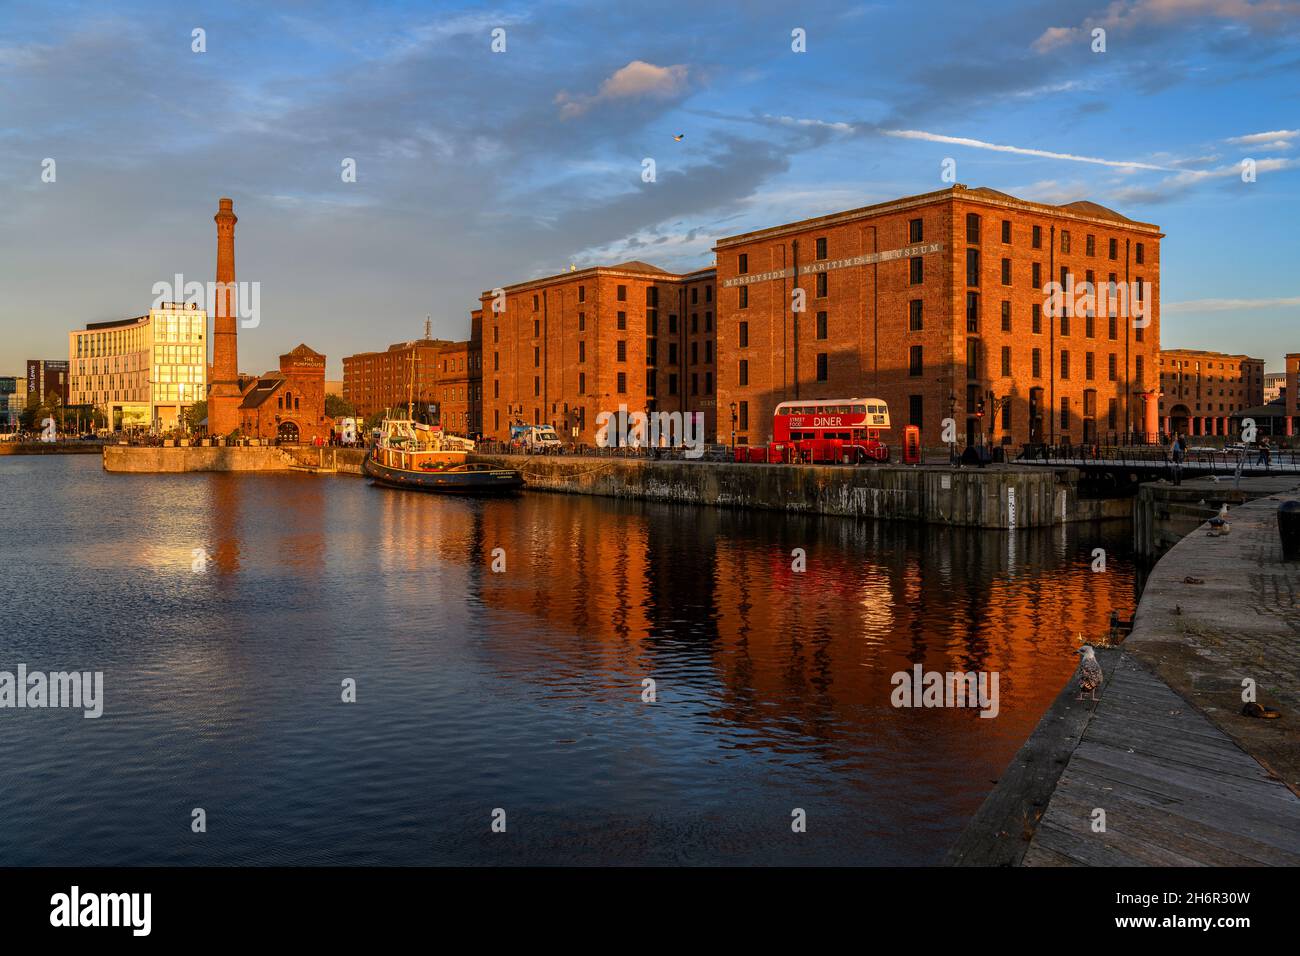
[1109,156,1298,203]
[1164,295,1300,312]
[1033,0,1300,53]
[882,129,1172,170]
[762,114,856,133]
[1226,128,1298,150]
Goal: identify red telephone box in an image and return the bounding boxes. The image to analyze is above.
[903,425,921,465]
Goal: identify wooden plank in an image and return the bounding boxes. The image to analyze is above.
[1064,754,1300,847]
[1040,785,1292,866]
[945,647,1122,866]
[1020,842,1081,867]
[1047,771,1300,865]
[1024,648,1300,866]
[1071,741,1297,809]
[1030,820,1156,867]
[1083,723,1281,780]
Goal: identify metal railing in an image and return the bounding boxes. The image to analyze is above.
[473,439,733,462]
[1017,442,1300,473]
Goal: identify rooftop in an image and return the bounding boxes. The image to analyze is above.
[484,260,716,297]
[714,184,1162,248]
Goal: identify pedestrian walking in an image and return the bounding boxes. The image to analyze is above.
[1171,432,1185,486]
[1256,435,1272,472]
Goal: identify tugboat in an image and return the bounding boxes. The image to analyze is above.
[364,418,524,494]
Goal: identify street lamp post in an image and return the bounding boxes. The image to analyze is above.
[948,391,957,465]
[729,401,737,451]
[986,390,1010,454]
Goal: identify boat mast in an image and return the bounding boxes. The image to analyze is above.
[407,348,415,421]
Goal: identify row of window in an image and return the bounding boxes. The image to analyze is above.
[890,393,1122,433]
[504,337,717,371]
[740,346,1147,384]
[502,311,715,339]
[530,284,714,311]
[964,214,1146,262]
[499,366,722,395]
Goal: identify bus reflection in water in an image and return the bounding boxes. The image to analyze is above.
[736,398,892,465]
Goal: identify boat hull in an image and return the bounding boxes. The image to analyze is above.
[363,455,524,494]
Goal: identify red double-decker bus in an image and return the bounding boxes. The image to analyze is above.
[770,398,891,463]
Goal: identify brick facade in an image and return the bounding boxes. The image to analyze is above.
[480,262,718,443]
[238,343,331,443]
[1158,348,1265,437]
[714,184,1163,449]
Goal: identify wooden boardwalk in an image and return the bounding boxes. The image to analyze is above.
[1023,652,1300,866]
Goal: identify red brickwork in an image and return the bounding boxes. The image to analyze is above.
[480,262,718,443]
[714,185,1163,448]
[1158,349,1265,437]
[238,344,331,443]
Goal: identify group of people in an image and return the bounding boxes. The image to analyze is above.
[1168,432,1272,485]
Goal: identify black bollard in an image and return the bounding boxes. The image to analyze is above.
[1278,500,1300,561]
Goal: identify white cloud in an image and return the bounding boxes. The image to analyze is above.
[1108,156,1297,203]
[1227,128,1298,144]
[556,60,689,118]
[763,114,855,133]
[1226,129,1298,150]
[883,129,1171,170]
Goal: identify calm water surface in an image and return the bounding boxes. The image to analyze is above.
[0,455,1137,865]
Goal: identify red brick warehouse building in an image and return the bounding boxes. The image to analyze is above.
[713,184,1163,449]
[341,325,481,436]
[480,261,719,444]
[1158,349,1265,437]
[433,316,483,438]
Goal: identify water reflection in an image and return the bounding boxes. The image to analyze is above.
[0,456,1138,866]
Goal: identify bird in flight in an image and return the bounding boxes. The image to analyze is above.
[673,133,685,142]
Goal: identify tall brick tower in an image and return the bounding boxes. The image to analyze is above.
[208,197,241,435]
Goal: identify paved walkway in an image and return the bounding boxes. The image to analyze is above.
[1023,494,1300,866]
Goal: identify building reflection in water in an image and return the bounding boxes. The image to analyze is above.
[1,456,1145,865]
[434,496,1140,762]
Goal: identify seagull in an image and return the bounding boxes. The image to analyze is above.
[1076,645,1102,701]
[673,133,685,141]
[1208,503,1231,536]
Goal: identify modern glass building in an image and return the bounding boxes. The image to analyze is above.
[68,302,208,431]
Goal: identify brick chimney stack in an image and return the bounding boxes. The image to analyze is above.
[207,197,242,436]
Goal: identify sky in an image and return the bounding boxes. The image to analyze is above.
[1,0,1298,379]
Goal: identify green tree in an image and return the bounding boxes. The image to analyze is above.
[19,394,40,431]
[325,393,355,418]
[184,399,208,432]
[45,392,64,430]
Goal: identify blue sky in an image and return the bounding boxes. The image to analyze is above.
[2,0,1298,377]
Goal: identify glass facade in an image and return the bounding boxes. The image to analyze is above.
[69,305,207,429]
